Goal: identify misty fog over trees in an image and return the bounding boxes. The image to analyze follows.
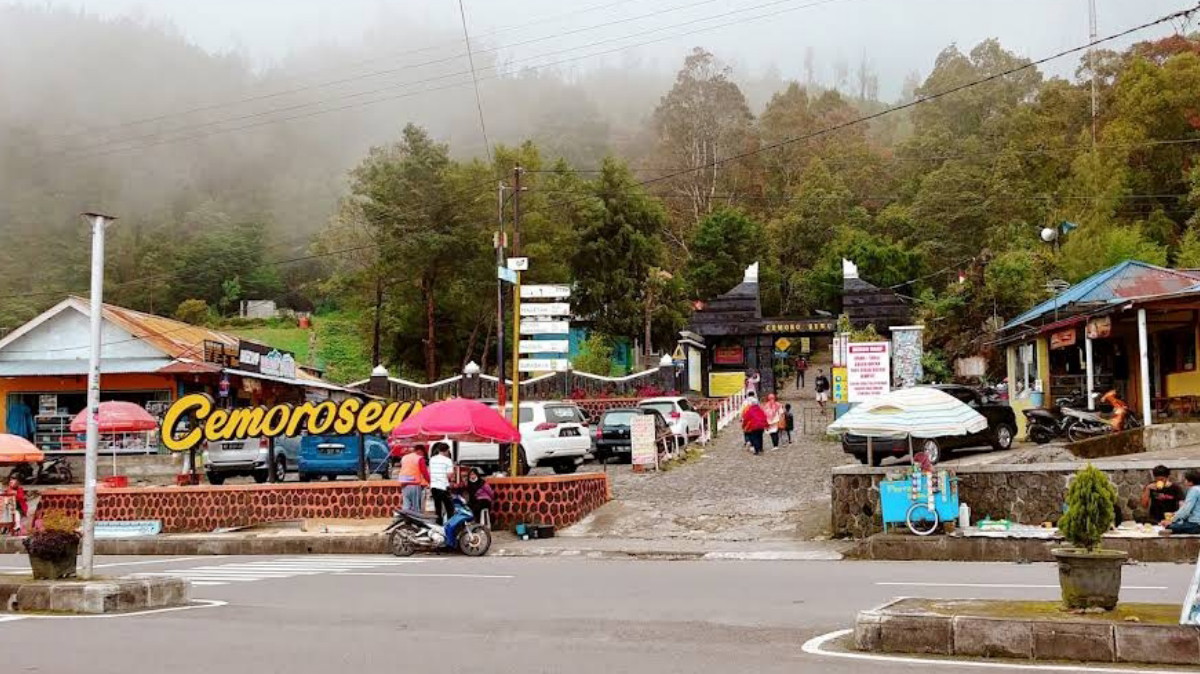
[2,5,1199,382]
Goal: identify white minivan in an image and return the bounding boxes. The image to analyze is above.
[456,401,591,475]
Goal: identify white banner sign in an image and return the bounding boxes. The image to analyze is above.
[847,342,891,403]
[506,257,528,271]
[519,340,569,354]
[630,415,658,470]
[520,320,570,335]
[520,302,570,317]
[521,284,571,299]
[517,358,570,372]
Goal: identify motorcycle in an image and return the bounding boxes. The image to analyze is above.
[1064,390,1141,442]
[1022,390,1088,444]
[385,495,492,557]
[36,458,74,485]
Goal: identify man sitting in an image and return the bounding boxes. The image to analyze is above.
[1161,470,1200,536]
[1140,465,1185,524]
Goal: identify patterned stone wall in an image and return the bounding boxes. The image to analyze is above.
[832,460,1200,538]
[37,474,609,533]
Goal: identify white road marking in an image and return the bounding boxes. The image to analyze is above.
[876,582,1167,591]
[94,556,229,569]
[801,629,1180,674]
[336,572,514,579]
[138,556,428,586]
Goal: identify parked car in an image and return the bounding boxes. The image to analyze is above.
[298,434,392,481]
[637,396,703,447]
[841,384,1018,465]
[593,407,675,463]
[202,435,302,485]
[457,401,590,475]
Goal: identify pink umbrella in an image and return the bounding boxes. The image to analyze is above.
[0,434,44,464]
[389,399,520,444]
[70,401,158,434]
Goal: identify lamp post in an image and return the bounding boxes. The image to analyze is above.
[80,212,116,580]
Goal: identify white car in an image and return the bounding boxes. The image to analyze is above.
[638,397,703,447]
[456,401,591,475]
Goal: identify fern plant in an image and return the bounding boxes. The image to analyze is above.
[1058,464,1117,551]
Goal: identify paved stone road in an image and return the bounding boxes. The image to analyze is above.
[575,379,854,542]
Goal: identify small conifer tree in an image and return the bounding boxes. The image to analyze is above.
[1057,464,1117,551]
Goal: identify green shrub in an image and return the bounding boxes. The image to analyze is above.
[1058,464,1116,551]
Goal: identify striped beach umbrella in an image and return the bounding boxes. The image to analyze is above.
[827,386,988,462]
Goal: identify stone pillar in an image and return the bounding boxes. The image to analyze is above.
[658,354,676,393]
[461,361,482,399]
[368,364,390,398]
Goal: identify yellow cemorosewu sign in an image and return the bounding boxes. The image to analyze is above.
[160,394,422,452]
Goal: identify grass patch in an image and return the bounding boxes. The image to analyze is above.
[904,599,1182,625]
[224,310,371,384]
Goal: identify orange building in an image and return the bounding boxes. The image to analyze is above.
[0,297,353,454]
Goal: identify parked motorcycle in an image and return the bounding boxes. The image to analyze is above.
[36,458,74,485]
[1064,390,1141,442]
[385,495,491,557]
[1022,390,1088,444]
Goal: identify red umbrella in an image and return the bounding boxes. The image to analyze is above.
[0,434,44,464]
[70,401,159,434]
[389,398,520,444]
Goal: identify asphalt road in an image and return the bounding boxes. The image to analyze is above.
[0,554,1193,674]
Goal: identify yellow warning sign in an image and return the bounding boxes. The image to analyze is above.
[672,345,685,361]
[775,338,792,351]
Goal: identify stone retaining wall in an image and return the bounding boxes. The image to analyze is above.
[37,474,609,533]
[832,460,1200,538]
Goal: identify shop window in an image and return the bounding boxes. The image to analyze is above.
[1162,327,1197,374]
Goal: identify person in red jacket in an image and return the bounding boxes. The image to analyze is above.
[741,398,769,455]
[5,475,27,535]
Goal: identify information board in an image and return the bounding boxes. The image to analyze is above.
[847,342,891,403]
[630,415,658,470]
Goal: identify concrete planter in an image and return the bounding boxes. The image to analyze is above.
[26,540,79,580]
[1053,548,1126,610]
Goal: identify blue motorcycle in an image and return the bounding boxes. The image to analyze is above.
[385,495,491,557]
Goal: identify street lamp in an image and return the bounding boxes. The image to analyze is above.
[80,211,116,580]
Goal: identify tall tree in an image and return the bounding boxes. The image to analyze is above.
[570,157,666,341]
[684,208,765,301]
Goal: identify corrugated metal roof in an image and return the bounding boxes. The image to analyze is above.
[85,298,241,360]
[0,358,171,377]
[1003,261,1200,330]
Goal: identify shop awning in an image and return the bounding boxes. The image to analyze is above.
[0,358,171,377]
[222,368,361,395]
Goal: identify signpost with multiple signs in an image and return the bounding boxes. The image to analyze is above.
[516,279,573,374]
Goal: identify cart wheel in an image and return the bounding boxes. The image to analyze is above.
[905,503,940,536]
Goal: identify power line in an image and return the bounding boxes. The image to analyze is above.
[458,0,493,165]
[53,0,860,162]
[29,0,648,146]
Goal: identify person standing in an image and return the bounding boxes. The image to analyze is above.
[783,403,795,445]
[1162,470,1200,535]
[745,370,761,396]
[397,445,430,513]
[795,356,808,390]
[762,393,783,449]
[428,443,456,525]
[4,475,27,535]
[741,397,769,455]
[814,369,831,411]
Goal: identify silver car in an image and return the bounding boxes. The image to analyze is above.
[202,435,302,485]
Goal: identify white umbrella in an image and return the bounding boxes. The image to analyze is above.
[827,387,988,464]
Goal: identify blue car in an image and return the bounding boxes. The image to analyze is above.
[298,434,392,482]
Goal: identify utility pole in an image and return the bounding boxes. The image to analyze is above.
[496,182,507,408]
[80,211,115,580]
[1088,0,1099,147]
[509,165,523,476]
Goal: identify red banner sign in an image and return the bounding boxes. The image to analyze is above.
[713,346,744,365]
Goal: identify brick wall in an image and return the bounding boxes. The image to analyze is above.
[832,460,1200,538]
[37,474,609,533]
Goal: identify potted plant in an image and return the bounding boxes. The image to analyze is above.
[23,510,81,580]
[1054,465,1126,610]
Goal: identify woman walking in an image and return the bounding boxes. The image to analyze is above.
[741,397,769,455]
[762,393,784,449]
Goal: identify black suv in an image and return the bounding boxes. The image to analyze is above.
[841,384,1017,465]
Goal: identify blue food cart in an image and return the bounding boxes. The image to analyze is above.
[880,469,959,535]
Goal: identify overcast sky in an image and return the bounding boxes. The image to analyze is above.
[10,0,1196,97]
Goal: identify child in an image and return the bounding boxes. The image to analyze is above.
[783,404,795,445]
[5,475,27,535]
